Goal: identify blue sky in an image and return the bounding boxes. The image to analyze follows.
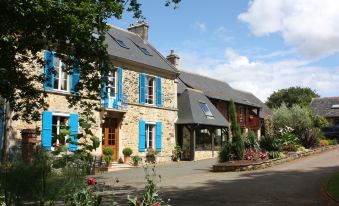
[109,0,339,101]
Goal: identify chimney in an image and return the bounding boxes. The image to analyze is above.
[127,21,149,41]
[166,50,180,69]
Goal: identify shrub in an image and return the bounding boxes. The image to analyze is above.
[328,139,338,145]
[278,126,300,146]
[219,142,233,162]
[312,115,329,128]
[281,144,298,152]
[320,139,330,146]
[300,128,321,148]
[259,135,281,152]
[229,100,244,160]
[245,130,259,149]
[131,155,142,166]
[122,148,133,156]
[103,147,114,167]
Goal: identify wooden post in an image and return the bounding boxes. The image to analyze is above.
[190,125,196,161]
[211,128,215,157]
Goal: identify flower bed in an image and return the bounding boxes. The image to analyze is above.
[213,145,339,172]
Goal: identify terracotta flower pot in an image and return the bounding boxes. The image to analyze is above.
[124,155,131,164]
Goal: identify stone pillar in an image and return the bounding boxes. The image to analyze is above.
[21,129,37,162]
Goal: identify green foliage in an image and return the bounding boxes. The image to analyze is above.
[272,104,313,137]
[103,147,114,156]
[219,141,233,162]
[312,115,329,128]
[266,86,319,109]
[128,166,170,206]
[278,126,300,146]
[259,135,281,152]
[122,147,133,156]
[0,0,181,122]
[229,100,244,160]
[300,128,321,148]
[64,187,101,206]
[131,155,142,165]
[245,130,260,150]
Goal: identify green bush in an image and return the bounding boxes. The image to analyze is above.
[219,141,233,162]
[260,135,281,152]
[245,130,259,149]
[278,126,300,146]
[103,147,114,156]
[312,115,329,128]
[122,147,133,156]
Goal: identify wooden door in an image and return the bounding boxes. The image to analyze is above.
[102,118,118,161]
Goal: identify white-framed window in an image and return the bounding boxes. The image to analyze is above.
[145,123,155,149]
[52,113,69,147]
[107,68,117,104]
[146,75,155,105]
[53,56,69,91]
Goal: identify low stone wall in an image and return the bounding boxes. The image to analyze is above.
[213,145,339,172]
[195,151,215,160]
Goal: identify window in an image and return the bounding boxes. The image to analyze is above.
[53,56,69,91]
[332,104,339,109]
[107,69,117,97]
[52,115,69,146]
[146,76,155,104]
[199,102,214,119]
[115,39,129,49]
[140,47,152,56]
[145,123,155,149]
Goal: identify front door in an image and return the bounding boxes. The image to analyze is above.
[102,118,118,161]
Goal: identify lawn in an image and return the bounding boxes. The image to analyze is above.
[326,172,339,201]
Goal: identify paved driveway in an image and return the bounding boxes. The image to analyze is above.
[96,149,339,206]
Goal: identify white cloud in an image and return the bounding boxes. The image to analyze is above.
[179,48,339,101]
[193,22,207,32]
[239,0,339,58]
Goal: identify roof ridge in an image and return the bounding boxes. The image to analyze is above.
[107,24,140,37]
[181,70,231,85]
[312,96,339,100]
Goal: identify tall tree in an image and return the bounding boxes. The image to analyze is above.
[0,0,181,122]
[266,87,319,109]
[229,99,244,160]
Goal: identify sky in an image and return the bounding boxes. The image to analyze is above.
[108,0,339,102]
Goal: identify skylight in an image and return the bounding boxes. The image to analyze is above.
[115,39,129,49]
[140,47,152,56]
[331,104,339,109]
[199,102,214,119]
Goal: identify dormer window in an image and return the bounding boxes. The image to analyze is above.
[331,104,339,109]
[140,47,152,56]
[115,39,129,49]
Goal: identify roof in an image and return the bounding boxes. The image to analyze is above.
[176,88,229,127]
[104,25,178,74]
[178,71,262,108]
[310,97,339,117]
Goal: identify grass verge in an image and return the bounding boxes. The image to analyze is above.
[326,172,339,201]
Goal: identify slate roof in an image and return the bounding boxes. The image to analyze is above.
[177,88,229,127]
[104,25,178,74]
[311,97,339,117]
[178,71,262,108]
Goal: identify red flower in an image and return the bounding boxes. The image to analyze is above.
[153,203,160,206]
[87,177,97,185]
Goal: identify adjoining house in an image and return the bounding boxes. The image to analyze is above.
[2,22,179,162]
[311,97,339,127]
[166,51,269,160]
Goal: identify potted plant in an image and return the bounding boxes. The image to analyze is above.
[146,148,159,163]
[122,147,133,164]
[131,155,141,166]
[103,147,114,170]
[172,145,182,161]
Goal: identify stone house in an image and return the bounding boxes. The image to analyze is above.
[1,22,179,162]
[311,97,339,127]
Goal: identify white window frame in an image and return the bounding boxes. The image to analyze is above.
[51,112,70,150]
[53,56,70,92]
[145,75,155,105]
[145,122,156,150]
[107,68,118,107]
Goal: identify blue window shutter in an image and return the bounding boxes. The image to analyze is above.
[42,111,52,150]
[139,73,146,105]
[156,77,162,107]
[69,114,79,151]
[156,122,162,151]
[70,59,80,93]
[139,120,146,152]
[113,98,118,109]
[118,67,123,101]
[44,50,54,90]
[101,65,108,108]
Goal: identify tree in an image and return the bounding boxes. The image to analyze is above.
[266,87,319,109]
[0,0,180,162]
[229,99,244,160]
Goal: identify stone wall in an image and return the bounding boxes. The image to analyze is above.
[195,151,215,160]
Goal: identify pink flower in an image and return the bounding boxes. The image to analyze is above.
[153,203,160,206]
[87,177,97,185]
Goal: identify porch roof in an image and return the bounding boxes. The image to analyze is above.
[176,88,229,127]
